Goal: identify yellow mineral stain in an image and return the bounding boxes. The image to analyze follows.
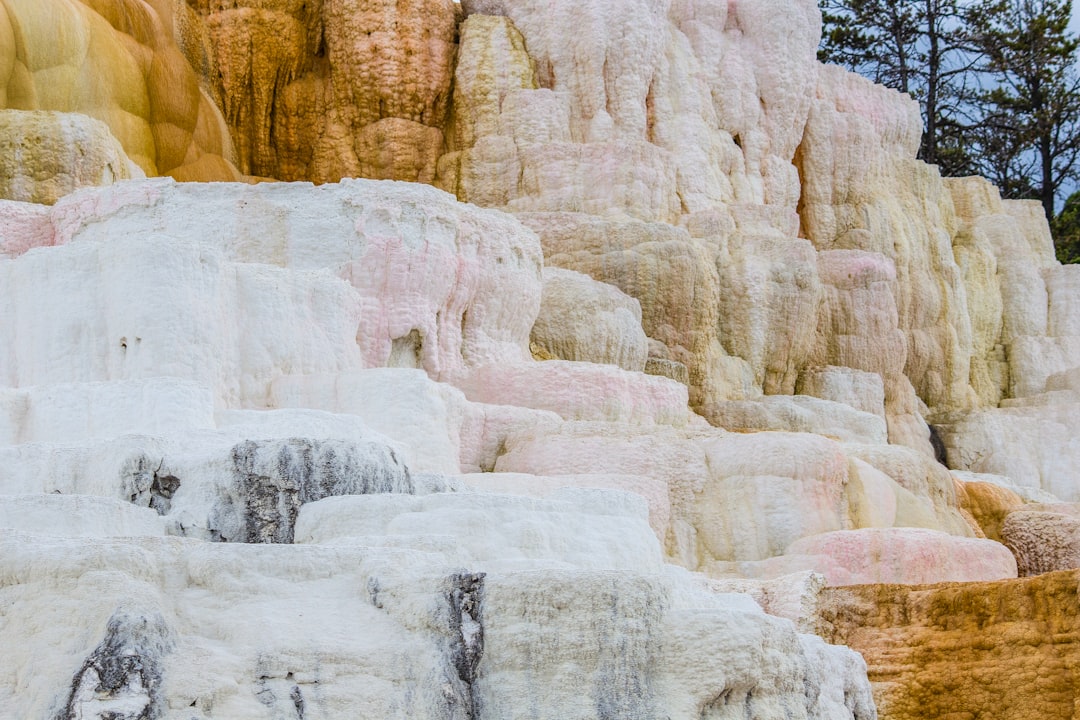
[0,0,239,180]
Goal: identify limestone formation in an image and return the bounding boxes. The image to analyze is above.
[0,179,542,404]
[934,391,1080,501]
[530,267,649,371]
[928,180,1080,502]
[460,471,673,543]
[1,525,877,719]
[783,527,1017,586]
[523,213,753,413]
[797,366,887,419]
[705,395,887,444]
[185,0,458,182]
[1001,506,1080,576]
[455,360,690,425]
[5,0,1080,717]
[226,437,414,543]
[955,479,1025,542]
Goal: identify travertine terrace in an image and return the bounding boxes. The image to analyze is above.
[1,0,1079,718]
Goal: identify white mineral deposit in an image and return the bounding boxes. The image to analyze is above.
[2,0,1079,717]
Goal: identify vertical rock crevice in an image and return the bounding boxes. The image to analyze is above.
[444,572,485,720]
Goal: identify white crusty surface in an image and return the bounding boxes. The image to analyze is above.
[8,0,1080,715]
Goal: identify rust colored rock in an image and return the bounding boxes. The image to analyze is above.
[817,571,1080,720]
[188,0,457,182]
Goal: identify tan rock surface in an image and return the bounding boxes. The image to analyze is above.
[0,109,143,203]
[530,267,648,372]
[843,443,974,536]
[716,232,823,396]
[521,212,757,412]
[9,0,1080,716]
[955,479,1025,542]
[798,66,978,419]
[807,249,935,454]
[817,571,1080,720]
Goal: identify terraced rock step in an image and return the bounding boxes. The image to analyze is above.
[816,571,1080,720]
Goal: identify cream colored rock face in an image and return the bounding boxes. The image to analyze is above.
[799,68,978,417]
[530,267,649,372]
[0,110,144,203]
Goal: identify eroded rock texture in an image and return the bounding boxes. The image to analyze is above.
[0,179,542,403]
[0,110,144,203]
[186,0,458,182]
[0,174,883,717]
[1001,506,1080,576]
[817,572,1080,720]
[228,437,413,543]
[1,492,878,718]
[7,0,1080,473]
[530,267,648,371]
[55,607,172,720]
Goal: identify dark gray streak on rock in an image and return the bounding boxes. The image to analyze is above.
[120,454,181,516]
[54,608,173,720]
[148,471,181,515]
[592,586,657,719]
[290,685,305,719]
[442,572,485,720]
[120,453,157,506]
[253,662,308,719]
[226,437,414,543]
[367,576,383,609]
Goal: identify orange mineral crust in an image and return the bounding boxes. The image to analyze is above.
[816,570,1080,720]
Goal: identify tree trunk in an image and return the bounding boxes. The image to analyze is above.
[924,0,940,165]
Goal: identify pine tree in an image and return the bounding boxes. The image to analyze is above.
[1053,190,1080,262]
[819,0,922,94]
[967,0,1080,221]
[818,0,983,172]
